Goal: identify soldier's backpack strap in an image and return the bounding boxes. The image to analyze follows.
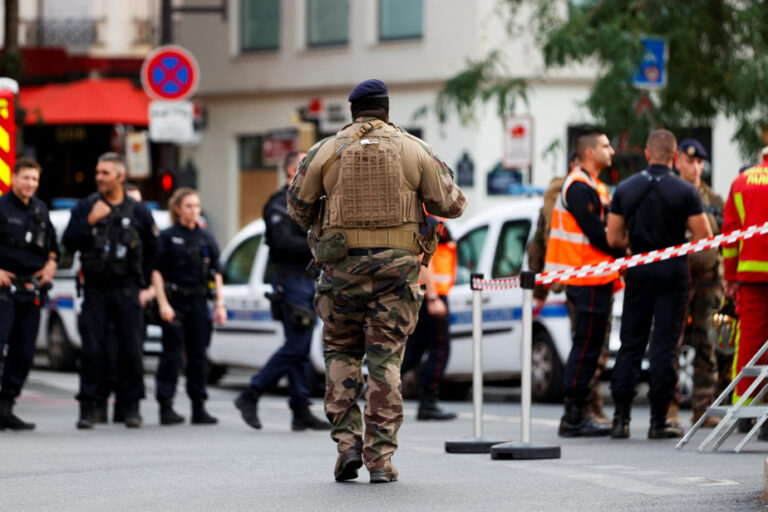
[320,120,384,178]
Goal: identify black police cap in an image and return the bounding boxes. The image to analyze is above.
[678,138,709,160]
[348,79,389,102]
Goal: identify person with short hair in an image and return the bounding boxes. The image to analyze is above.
[63,153,158,429]
[607,130,712,439]
[234,151,331,433]
[0,157,58,430]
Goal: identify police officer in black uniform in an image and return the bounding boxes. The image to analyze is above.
[606,130,712,439]
[152,187,226,425]
[234,151,329,432]
[0,158,58,431]
[63,153,157,429]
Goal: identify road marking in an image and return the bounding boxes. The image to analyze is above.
[506,464,685,496]
[680,477,739,486]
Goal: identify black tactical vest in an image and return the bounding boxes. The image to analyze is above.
[0,203,48,256]
[80,194,143,280]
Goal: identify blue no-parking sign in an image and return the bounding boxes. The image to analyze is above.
[632,37,667,90]
[141,45,200,101]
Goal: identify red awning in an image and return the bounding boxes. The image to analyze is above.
[20,78,150,126]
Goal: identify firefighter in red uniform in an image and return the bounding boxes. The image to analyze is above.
[722,154,768,423]
[401,217,457,420]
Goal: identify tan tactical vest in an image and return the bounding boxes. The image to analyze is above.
[321,121,423,251]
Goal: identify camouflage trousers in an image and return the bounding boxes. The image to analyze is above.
[674,280,723,413]
[315,249,422,472]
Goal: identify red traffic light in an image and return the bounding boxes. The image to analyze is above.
[161,172,174,191]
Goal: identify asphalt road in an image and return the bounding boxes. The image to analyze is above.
[2,367,766,512]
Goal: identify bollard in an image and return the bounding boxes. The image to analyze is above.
[445,273,506,454]
[490,270,560,460]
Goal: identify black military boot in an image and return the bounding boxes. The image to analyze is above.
[76,401,96,430]
[123,402,143,429]
[93,401,108,424]
[648,401,684,439]
[610,399,632,439]
[558,397,610,437]
[234,387,262,429]
[191,401,218,425]
[417,390,457,421]
[0,398,35,431]
[291,402,331,431]
[334,448,363,482]
[158,399,185,426]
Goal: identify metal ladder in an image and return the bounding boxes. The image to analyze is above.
[677,339,768,453]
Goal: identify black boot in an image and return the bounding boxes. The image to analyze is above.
[234,387,262,429]
[123,402,143,429]
[758,421,768,441]
[93,401,108,424]
[0,398,35,431]
[648,401,683,439]
[558,397,610,437]
[291,402,331,431]
[112,400,125,423]
[158,399,185,425]
[76,401,95,430]
[611,399,632,439]
[417,390,457,421]
[191,401,218,425]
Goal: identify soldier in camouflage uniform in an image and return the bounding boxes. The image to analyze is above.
[669,139,724,428]
[288,79,466,484]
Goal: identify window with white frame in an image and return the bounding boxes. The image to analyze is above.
[241,0,280,51]
[379,0,423,41]
[307,0,349,47]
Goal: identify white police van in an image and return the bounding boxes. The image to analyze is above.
[35,208,171,370]
[208,197,581,401]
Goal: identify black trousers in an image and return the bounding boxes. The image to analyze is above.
[563,283,613,401]
[78,285,145,404]
[155,295,211,403]
[0,294,41,400]
[611,261,689,406]
[402,295,452,394]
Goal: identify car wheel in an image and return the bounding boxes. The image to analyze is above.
[531,329,564,402]
[48,316,77,371]
[678,344,695,407]
[206,361,228,385]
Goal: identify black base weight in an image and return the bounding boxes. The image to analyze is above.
[490,442,561,460]
[445,439,508,454]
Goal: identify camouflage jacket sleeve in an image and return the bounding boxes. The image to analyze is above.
[404,134,467,219]
[287,137,334,229]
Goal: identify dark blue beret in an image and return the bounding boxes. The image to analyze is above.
[678,138,709,160]
[348,79,389,102]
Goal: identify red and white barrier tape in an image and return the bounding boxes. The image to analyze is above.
[471,221,768,291]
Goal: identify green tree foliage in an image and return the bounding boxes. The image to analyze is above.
[435,0,768,158]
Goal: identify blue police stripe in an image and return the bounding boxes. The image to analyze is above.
[450,304,568,326]
[226,309,273,322]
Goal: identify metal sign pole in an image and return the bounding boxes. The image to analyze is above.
[472,280,484,439]
[446,273,505,454]
[491,271,560,460]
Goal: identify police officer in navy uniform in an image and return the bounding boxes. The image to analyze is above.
[63,153,157,429]
[607,130,712,439]
[152,187,226,425]
[234,151,330,432]
[0,158,58,431]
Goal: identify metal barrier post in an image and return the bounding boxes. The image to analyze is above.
[491,270,561,460]
[445,273,506,454]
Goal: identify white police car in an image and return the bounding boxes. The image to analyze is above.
[208,197,578,401]
[35,208,172,370]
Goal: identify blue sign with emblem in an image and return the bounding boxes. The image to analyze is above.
[632,37,667,90]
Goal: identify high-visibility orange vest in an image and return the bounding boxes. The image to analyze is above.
[544,168,619,286]
[430,242,457,296]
